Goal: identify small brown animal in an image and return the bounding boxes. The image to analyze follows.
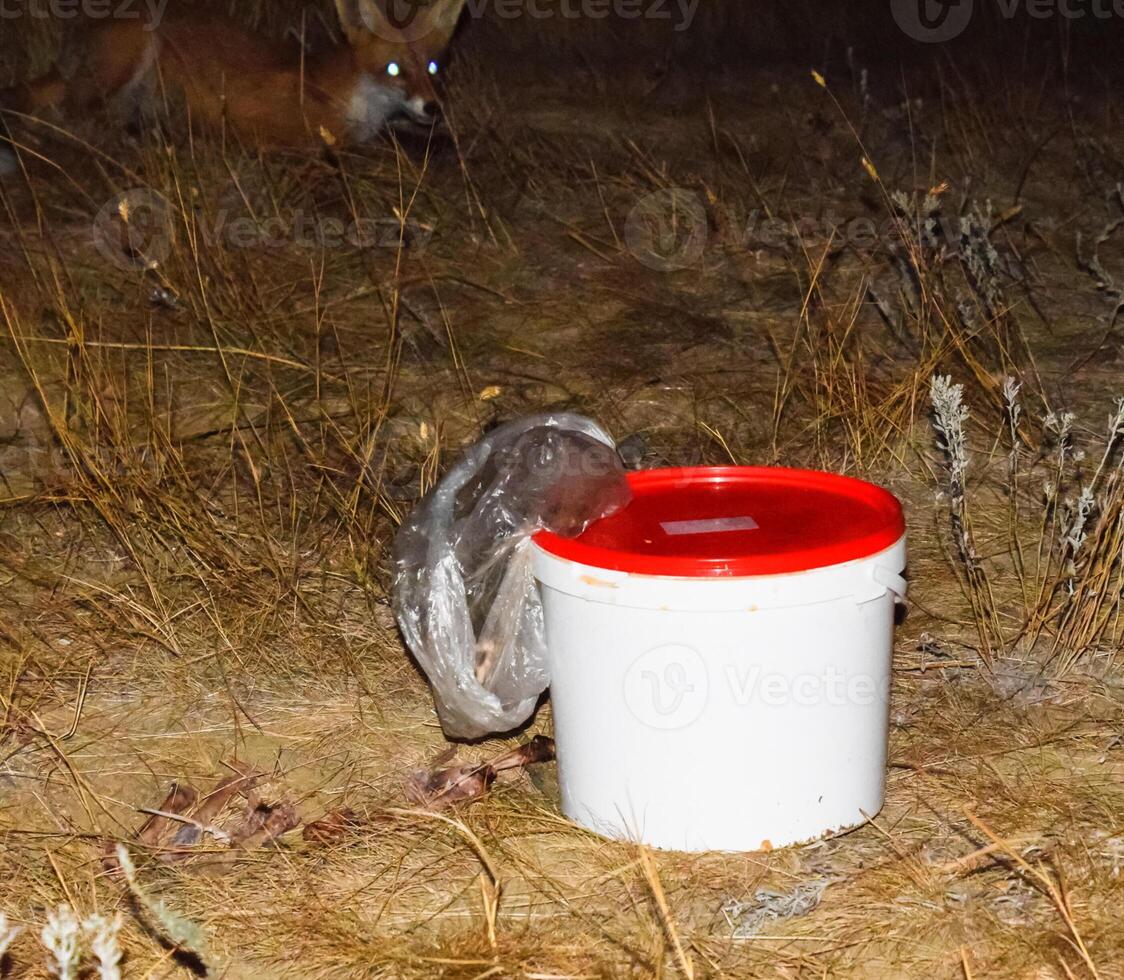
[0,0,467,164]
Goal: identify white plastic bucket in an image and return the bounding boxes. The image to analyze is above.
[532,466,907,852]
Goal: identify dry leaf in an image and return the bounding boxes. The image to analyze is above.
[172,768,261,848]
[137,784,198,848]
[303,808,364,846]
[405,763,496,808]
[404,736,556,809]
[232,802,301,849]
[491,735,555,772]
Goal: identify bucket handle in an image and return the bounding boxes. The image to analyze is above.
[871,565,908,604]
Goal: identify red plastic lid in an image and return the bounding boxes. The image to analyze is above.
[534,466,904,578]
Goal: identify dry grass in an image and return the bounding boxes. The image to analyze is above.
[2,4,1124,978]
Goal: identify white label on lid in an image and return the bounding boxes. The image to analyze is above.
[659,515,759,537]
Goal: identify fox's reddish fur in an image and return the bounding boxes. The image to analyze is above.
[2,0,466,151]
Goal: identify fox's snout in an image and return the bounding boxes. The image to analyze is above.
[405,95,440,125]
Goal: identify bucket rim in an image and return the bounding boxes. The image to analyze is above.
[533,465,905,578]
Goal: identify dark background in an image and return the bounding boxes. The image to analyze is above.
[4,0,1124,85]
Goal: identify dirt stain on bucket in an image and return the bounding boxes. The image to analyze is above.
[579,574,619,589]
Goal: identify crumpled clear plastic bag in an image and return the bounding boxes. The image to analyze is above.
[393,414,631,740]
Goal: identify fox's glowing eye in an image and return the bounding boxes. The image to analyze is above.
[386,62,400,78]
[428,60,439,76]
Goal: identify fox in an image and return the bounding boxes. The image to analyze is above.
[0,0,468,171]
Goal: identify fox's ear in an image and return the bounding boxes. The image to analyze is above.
[335,0,381,44]
[415,0,469,47]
